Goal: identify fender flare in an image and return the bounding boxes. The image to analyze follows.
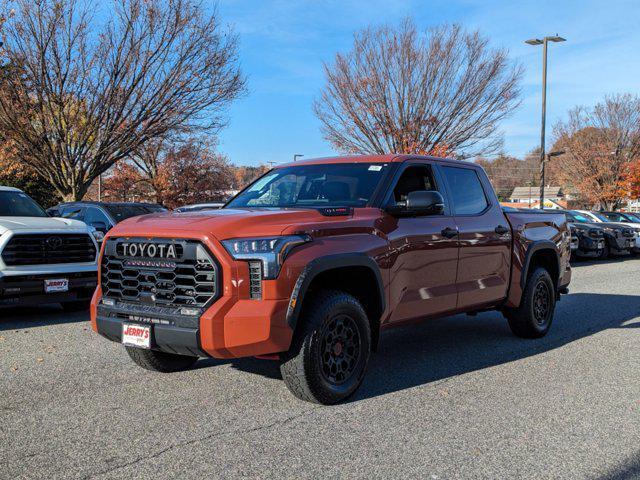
[521,240,561,289]
[285,253,385,331]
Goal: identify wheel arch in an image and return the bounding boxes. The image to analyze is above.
[522,241,560,289]
[286,253,385,351]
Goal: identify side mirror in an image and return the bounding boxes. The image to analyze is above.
[90,221,108,233]
[386,190,445,217]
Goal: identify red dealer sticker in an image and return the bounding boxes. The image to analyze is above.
[122,324,151,349]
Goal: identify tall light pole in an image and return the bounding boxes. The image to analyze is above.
[525,35,566,209]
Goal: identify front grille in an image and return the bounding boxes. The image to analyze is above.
[1,234,96,266]
[101,238,218,309]
[588,229,603,238]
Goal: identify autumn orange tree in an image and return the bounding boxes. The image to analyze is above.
[0,0,245,201]
[314,20,522,158]
[619,161,640,200]
[550,94,640,209]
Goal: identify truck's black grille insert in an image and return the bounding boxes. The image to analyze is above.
[1,234,96,266]
[101,238,219,309]
[248,261,262,300]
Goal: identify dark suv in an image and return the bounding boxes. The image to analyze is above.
[49,202,167,234]
[562,210,634,258]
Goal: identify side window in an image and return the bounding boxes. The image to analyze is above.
[442,167,489,215]
[391,165,438,206]
[84,207,110,227]
[60,206,85,220]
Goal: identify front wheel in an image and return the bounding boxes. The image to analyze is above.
[280,291,371,405]
[504,267,556,339]
[60,299,90,311]
[125,347,198,373]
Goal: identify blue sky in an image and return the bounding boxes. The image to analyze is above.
[215,0,640,165]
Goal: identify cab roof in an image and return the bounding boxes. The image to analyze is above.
[277,154,474,168]
[0,185,22,192]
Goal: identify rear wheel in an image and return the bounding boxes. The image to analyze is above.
[280,291,371,405]
[504,267,556,339]
[125,347,198,373]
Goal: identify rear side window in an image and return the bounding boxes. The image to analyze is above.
[442,167,488,215]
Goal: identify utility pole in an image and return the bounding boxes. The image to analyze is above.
[525,35,566,209]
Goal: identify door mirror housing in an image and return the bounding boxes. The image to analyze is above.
[386,190,445,217]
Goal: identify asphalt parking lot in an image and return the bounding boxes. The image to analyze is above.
[1,259,639,480]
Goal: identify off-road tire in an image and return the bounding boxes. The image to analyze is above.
[125,347,198,373]
[504,267,556,339]
[60,299,90,311]
[280,290,371,405]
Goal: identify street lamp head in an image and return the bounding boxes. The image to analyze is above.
[547,35,566,43]
[548,150,565,157]
[525,38,543,45]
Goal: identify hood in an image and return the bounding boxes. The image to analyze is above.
[0,216,88,235]
[569,222,600,232]
[108,208,368,240]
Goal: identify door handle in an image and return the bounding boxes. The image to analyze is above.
[495,225,510,235]
[441,226,458,239]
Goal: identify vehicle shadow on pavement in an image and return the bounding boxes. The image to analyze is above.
[189,291,640,400]
[0,305,89,331]
[599,451,640,480]
[349,292,640,402]
[571,256,635,267]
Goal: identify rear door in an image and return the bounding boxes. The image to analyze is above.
[384,161,459,323]
[440,165,512,309]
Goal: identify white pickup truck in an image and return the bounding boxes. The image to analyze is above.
[0,186,99,309]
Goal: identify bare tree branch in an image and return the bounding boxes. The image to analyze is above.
[314,20,522,158]
[0,0,245,200]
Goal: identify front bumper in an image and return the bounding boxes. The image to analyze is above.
[0,270,97,307]
[575,237,605,257]
[607,235,634,254]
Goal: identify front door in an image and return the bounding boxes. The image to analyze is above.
[383,162,460,324]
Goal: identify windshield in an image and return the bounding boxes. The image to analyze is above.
[104,204,166,223]
[567,211,592,223]
[226,163,390,208]
[0,191,48,217]
[591,212,611,222]
[624,213,640,222]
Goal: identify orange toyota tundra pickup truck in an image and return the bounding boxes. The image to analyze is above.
[91,155,571,404]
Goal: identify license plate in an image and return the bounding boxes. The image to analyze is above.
[44,278,68,293]
[122,324,151,349]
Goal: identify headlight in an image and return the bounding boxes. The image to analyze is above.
[90,228,105,243]
[222,235,312,279]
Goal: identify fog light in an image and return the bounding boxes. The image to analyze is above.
[180,307,200,316]
[102,298,115,306]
